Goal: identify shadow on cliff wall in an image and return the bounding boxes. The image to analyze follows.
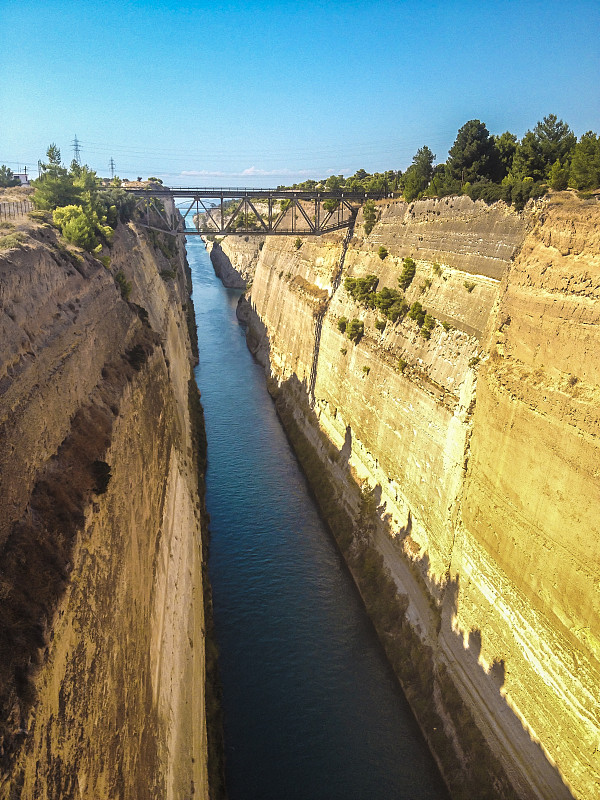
[0,329,158,775]
[260,369,577,800]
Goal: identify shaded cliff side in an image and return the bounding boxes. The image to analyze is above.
[220,192,599,800]
[0,213,214,798]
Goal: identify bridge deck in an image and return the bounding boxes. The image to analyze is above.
[121,186,385,236]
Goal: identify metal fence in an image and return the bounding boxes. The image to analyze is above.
[0,200,33,220]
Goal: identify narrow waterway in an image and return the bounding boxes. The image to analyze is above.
[189,237,449,800]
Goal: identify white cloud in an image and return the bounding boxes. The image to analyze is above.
[179,167,317,179]
[181,169,228,177]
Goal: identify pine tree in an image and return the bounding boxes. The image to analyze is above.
[569,132,600,190]
[445,120,497,184]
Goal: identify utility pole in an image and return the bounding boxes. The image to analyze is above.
[109,158,116,179]
[72,134,82,165]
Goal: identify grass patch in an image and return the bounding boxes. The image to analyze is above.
[0,232,26,250]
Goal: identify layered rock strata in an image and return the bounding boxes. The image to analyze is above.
[207,237,263,288]
[0,215,212,798]
[224,193,599,800]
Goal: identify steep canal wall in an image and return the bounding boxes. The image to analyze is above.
[0,214,214,798]
[217,192,600,800]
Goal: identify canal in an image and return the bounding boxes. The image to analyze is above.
[189,237,449,800]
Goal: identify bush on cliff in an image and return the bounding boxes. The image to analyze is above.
[373,287,408,322]
[362,200,377,235]
[398,257,416,289]
[408,301,426,327]
[346,318,364,343]
[344,274,379,305]
[52,205,113,253]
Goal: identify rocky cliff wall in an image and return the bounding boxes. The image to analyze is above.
[223,193,599,800]
[0,215,212,798]
[207,237,263,288]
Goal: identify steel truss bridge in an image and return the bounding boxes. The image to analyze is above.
[123,187,386,237]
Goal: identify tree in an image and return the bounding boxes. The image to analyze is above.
[346,319,364,343]
[569,131,600,190]
[446,120,497,184]
[32,144,81,210]
[362,200,377,235]
[548,159,569,190]
[403,146,435,201]
[398,257,416,289]
[492,132,518,179]
[325,174,343,191]
[511,114,576,180]
[0,165,19,187]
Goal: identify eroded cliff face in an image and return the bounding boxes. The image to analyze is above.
[0,215,211,798]
[222,193,599,800]
[207,237,263,288]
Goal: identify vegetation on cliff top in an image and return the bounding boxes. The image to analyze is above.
[280,114,600,210]
[0,165,21,187]
[31,145,135,253]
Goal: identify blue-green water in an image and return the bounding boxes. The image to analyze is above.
[189,237,449,800]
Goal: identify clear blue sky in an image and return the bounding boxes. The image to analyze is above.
[1,0,598,186]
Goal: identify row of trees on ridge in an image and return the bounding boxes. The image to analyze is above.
[281,115,600,210]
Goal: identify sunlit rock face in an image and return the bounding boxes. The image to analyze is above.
[207,236,263,288]
[0,220,210,800]
[223,193,599,800]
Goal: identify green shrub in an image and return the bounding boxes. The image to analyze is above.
[100,255,111,268]
[464,280,476,292]
[53,205,98,251]
[338,316,348,333]
[468,355,480,368]
[0,232,26,250]
[375,319,386,332]
[442,320,452,332]
[363,199,377,235]
[344,274,379,305]
[420,314,436,339]
[362,365,370,375]
[340,347,347,355]
[346,318,364,342]
[408,301,426,327]
[432,262,442,276]
[294,237,302,249]
[378,245,388,260]
[398,257,416,289]
[397,358,408,372]
[323,198,339,213]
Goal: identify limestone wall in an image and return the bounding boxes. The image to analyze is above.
[227,193,599,799]
[0,217,211,798]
